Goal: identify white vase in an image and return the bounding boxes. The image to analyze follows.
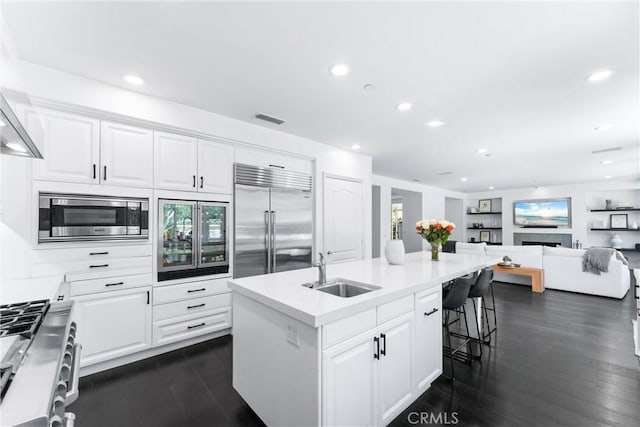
[384,239,405,265]
[610,234,623,249]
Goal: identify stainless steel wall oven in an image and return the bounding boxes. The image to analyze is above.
[39,193,149,243]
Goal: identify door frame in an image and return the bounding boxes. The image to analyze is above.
[322,173,365,262]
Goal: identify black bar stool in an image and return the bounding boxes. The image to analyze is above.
[442,274,476,380]
[468,267,496,347]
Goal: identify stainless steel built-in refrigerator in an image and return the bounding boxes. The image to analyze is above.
[234,163,313,279]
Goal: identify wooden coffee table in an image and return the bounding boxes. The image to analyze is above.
[493,264,545,293]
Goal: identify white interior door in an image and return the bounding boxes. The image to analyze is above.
[323,175,364,263]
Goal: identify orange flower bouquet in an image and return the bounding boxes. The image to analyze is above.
[416,219,456,261]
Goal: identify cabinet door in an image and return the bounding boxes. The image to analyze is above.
[154,131,198,191]
[197,139,233,194]
[378,312,414,425]
[17,105,99,184]
[323,330,377,427]
[101,121,153,188]
[73,286,151,366]
[234,146,312,175]
[415,290,442,392]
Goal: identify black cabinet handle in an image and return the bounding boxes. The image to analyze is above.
[103,165,107,181]
[146,291,150,305]
[374,336,380,359]
[187,288,206,293]
[105,282,124,287]
[380,333,386,356]
[187,303,205,309]
[89,264,109,269]
[193,175,196,188]
[187,322,206,330]
[268,164,285,169]
[200,176,204,189]
[89,251,109,256]
[92,164,96,179]
[424,308,439,316]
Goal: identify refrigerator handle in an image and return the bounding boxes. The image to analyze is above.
[271,211,277,272]
[265,210,272,274]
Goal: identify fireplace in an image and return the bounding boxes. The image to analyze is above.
[514,233,572,248]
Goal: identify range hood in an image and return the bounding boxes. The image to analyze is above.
[0,93,43,158]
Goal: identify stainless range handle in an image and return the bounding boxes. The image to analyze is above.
[64,343,82,406]
[265,210,272,274]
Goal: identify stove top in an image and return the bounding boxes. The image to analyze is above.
[0,299,50,338]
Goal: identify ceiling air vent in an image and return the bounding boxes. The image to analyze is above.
[436,171,454,176]
[592,147,622,154]
[254,113,285,125]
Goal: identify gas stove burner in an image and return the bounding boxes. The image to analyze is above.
[0,300,50,338]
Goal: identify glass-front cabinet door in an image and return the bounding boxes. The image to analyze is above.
[159,200,196,271]
[198,202,228,267]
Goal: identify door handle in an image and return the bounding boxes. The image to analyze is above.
[187,303,205,309]
[187,322,206,330]
[200,176,204,189]
[146,291,150,304]
[424,308,439,316]
[327,250,334,255]
[266,210,272,274]
[193,175,196,188]
[89,251,109,256]
[103,165,107,181]
[271,211,276,271]
[380,333,386,356]
[374,336,380,359]
[187,288,206,293]
[105,282,124,287]
[92,164,96,180]
[268,164,284,169]
[89,264,109,269]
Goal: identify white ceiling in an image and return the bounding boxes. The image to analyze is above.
[3,1,639,192]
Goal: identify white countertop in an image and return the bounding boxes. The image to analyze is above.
[228,252,501,327]
[0,276,66,305]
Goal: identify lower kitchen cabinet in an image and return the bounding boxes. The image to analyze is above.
[73,286,152,367]
[152,307,231,347]
[415,289,443,392]
[322,311,414,426]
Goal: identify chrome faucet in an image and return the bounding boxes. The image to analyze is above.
[312,252,326,286]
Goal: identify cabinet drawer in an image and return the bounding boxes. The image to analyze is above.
[32,245,152,264]
[415,288,441,313]
[32,256,152,278]
[235,147,312,175]
[322,308,376,349]
[153,278,230,304]
[153,293,231,321]
[70,273,152,296]
[152,308,231,347]
[377,295,414,325]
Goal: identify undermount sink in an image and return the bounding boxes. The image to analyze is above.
[303,278,381,298]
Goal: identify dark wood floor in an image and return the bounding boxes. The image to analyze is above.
[71,282,640,426]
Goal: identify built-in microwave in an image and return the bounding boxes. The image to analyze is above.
[38,193,149,242]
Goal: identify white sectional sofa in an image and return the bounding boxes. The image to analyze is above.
[455,242,630,299]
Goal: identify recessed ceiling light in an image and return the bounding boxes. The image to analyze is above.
[329,64,350,77]
[351,144,361,150]
[121,74,144,85]
[476,148,487,154]
[460,177,468,182]
[425,120,445,128]
[6,142,27,153]
[595,124,613,131]
[396,102,412,111]
[0,119,6,127]
[600,160,613,165]
[588,69,613,82]
[604,175,612,179]
[488,186,495,190]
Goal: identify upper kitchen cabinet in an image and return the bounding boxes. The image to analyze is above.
[235,147,312,175]
[154,131,233,194]
[197,138,233,194]
[100,121,153,188]
[17,105,100,184]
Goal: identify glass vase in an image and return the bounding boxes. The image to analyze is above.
[430,241,439,261]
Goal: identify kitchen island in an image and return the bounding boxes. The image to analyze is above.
[228,252,500,426]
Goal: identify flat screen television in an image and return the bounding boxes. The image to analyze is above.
[513,198,571,227]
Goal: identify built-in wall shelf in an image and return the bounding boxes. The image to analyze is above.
[590,208,640,212]
[467,212,502,215]
[467,227,502,230]
[590,228,640,232]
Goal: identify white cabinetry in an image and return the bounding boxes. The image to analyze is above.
[17,105,100,184]
[73,286,152,367]
[322,310,415,426]
[235,146,312,175]
[415,289,443,392]
[100,121,153,188]
[154,131,233,194]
